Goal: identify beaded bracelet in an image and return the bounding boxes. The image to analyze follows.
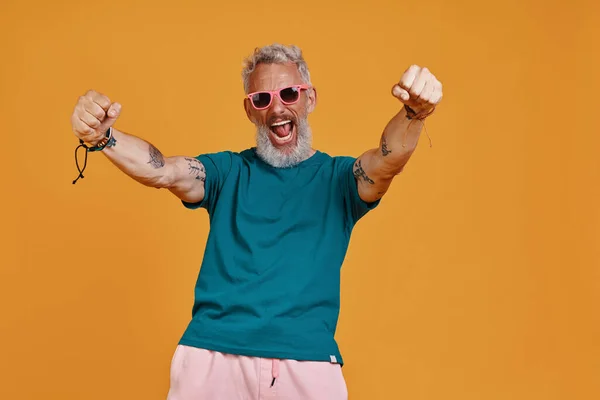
[87,127,113,152]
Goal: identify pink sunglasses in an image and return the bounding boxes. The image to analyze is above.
[247,84,311,110]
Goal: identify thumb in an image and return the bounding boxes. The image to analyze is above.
[104,102,122,126]
[392,84,410,102]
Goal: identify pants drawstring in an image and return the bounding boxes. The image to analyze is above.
[270,359,280,387]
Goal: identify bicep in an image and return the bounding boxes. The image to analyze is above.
[165,156,206,203]
[354,148,398,203]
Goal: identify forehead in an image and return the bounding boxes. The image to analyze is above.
[248,62,304,92]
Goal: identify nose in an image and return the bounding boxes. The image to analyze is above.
[269,93,286,114]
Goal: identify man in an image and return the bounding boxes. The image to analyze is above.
[70,43,443,399]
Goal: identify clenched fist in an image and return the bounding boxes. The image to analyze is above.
[71,90,122,145]
[392,65,443,118]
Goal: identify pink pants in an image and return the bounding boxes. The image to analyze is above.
[166,345,348,400]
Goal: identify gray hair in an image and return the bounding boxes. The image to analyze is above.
[241,43,312,94]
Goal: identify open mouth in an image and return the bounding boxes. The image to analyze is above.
[269,120,295,145]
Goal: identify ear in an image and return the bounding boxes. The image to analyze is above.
[243,98,256,124]
[306,87,317,114]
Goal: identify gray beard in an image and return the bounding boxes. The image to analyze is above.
[255,118,313,168]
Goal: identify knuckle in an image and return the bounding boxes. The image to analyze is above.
[73,108,83,119]
[94,109,106,119]
[100,95,111,107]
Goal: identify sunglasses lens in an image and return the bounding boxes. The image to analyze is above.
[280,87,301,103]
[251,92,271,109]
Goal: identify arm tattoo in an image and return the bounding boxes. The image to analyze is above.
[148,144,165,168]
[185,157,206,181]
[353,159,374,184]
[381,136,391,156]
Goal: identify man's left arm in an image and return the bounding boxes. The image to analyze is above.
[353,65,443,203]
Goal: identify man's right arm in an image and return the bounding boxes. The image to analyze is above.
[70,90,205,204]
[102,129,206,203]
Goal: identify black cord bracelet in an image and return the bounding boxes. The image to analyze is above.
[72,128,112,184]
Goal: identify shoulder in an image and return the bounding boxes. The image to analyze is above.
[185,148,252,179]
[308,151,358,182]
[324,153,357,171]
[193,148,253,164]
[307,149,355,165]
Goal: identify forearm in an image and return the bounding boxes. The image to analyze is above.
[377,106,424,175]
[353,107,432,203]
[101,128,170,188]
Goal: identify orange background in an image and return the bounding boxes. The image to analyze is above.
[1,0,598,399]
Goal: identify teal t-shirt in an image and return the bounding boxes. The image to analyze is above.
[179,147,379,365]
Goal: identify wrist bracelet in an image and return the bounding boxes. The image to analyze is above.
[404,104,436,120]
[87,127,113,152]
[72,127,113,184]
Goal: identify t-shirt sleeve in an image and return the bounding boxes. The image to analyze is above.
[337,156,381,224]
[181,151,234,214]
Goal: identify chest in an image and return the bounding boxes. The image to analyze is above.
[219,164,344,228]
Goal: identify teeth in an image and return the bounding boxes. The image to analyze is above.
[270,120,291,127]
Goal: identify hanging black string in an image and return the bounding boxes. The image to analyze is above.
[72,139,90,184]
[72,128,112,184]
